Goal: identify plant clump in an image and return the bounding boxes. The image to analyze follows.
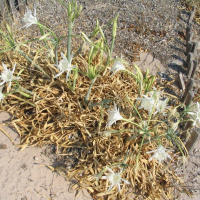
[0,0,199,199]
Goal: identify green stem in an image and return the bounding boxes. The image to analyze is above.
[85,78,96,104]
[173,137,185,156]
[126,96,142,120]
[109,37,115,63]
[18,91,31,98]
[67,22,73,61]
[20,87,34,96]
[55,44,58,66]
[39,25,50,50]
[124,69,137,80]
[9,94,35,107]
[17,50,50,78]
[72,69,78,91]
[135,135,145,168]
[37,23,58,40]
[123,118,142,129]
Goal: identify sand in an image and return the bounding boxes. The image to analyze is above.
[0,112,92,200]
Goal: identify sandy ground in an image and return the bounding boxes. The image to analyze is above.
[0,112,92,200]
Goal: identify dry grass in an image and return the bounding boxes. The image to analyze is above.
[0,43,189,199]
[0,1,196,199]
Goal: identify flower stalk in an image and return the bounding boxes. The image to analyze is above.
[85,78,96,104]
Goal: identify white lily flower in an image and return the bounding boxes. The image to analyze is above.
[0,87,4,102]
[136,90,168,115]
[0,63,21,88]
[188,102,200,126]
[22,7,38,28]
[106,102,123,127]
[101,167,130,192]
[110,61,125,76]
[149,88,162,101]
[54,52,76,82]
[155,98,169,115]
[136,95,155,113]
[147,145,173,164]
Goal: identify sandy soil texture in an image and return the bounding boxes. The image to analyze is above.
[0,112,92,200]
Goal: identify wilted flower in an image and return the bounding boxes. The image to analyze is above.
[187,102,200,126]
[170,121,179,132]
[106,102,123,127]
[110,61,125,76]
[0,63,21,88]
[0,87,4,102]
[147,145,173,164]
[22,7,38,28]
[101,167,130,192]
[54,53,76,82]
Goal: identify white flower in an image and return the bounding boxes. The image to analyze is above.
[188,102,200,126]
[54,52,76,82]
[106,102,123,127]
[101,167,130,192]
[110,61,125,76]
[148,88,162,101]
[155,98,169,115]
[136,95,155,113]
[0,87,4,102]
[136,90,168,115]
[147,145,173,164]
[0,63,21,88]
[22,7,38,28]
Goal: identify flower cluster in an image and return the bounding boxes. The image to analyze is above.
[136,90,169,115]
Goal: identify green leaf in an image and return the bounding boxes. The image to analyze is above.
[39,32,51,40]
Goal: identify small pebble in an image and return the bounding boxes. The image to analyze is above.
[0,144,7,149]
[34,156,39,161]
[193,148,199,153]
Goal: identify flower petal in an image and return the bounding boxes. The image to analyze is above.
[54,71,64,78]
[12,63,16,73]
[106,167,114,174]
[121,178,130,185]
[108,183,114,192]
[2,63,7,70]
[101,176,108,180]
[117,184,121,192]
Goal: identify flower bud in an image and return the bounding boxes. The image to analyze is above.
[112,19,117,38]
[68,2,72,16]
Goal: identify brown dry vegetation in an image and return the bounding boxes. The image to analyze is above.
[0,0,200,199]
